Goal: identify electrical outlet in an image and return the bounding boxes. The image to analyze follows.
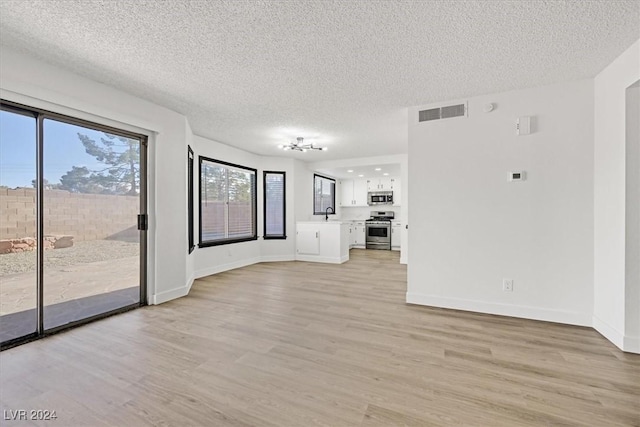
[503,279,514,292]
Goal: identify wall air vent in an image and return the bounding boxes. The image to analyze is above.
[441,104,465,118]
[418,103,466,123]
[418,108,441,122]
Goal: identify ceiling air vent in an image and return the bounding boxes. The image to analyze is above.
[418,103,466,123]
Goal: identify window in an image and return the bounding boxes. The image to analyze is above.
[187,146,195,253]
[263,171,286,239]
[199,157,257,246]
[313,174,335,215]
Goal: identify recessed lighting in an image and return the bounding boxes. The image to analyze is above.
[374,168,381,171]
[358,174,364,177]
[383,173,389,176]
[347,170,353,173]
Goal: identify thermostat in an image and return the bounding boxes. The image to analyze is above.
[516,116,531,135]
[509,171,526,181]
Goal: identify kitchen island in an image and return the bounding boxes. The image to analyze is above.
[296,221,350,263]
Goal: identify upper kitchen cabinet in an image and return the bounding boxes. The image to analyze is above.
[367,177,397,191]
[392,179,401,206]
[340,179,368,207]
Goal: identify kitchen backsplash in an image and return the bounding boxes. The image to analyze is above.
[338,206,402,220]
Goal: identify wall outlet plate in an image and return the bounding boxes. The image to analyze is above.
[509,171,526,181]
[503,279,514,292]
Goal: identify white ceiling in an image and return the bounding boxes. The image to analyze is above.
[0,1,638,163]
[316,163,402,180]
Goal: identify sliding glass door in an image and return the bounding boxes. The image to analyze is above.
[0,109,38,343]
[0,102,147,348]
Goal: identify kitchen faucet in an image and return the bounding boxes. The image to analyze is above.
[325,206,334,221]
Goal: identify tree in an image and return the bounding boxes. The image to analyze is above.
[58,133,140,195]
[58,166,106,194]
[31,178,61,190]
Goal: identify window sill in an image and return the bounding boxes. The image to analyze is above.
[199,236,258,248]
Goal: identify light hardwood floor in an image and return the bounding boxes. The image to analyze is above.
[1,249,639,426]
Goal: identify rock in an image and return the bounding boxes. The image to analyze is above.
[20,237,36,246]
[53,236,74,249]
[0,240,12,254]
[0,236,70,254]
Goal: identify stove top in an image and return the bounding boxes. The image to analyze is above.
[367,210,395,222]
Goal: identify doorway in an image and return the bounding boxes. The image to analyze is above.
[0,101,147,348]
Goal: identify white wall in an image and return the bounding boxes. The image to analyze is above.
[593,40,640,353]
[293,160,315,222]
[0,47,189,305]
[626,83,640,348]
[192,135,299,278]
[186,119,196,289]
[407,79,594,326]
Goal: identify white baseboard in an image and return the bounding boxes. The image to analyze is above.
[186,273,195,294]
[592,315,640,353]
[623,334,640,354]
[195,256,262,279]
[592,315,624,349]
[406,292,591,326]
[260,255,296,263]
[295,254,348,264]
[152,285,190,305]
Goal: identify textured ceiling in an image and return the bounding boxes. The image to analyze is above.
[0,1,638,162]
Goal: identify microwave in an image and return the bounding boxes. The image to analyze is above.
[368,191,393,205]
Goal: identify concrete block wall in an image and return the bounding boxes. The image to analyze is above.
[0,187,138,241]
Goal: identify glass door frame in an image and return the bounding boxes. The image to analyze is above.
[0,99,148,349]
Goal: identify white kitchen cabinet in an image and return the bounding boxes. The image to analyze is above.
[392,179,401,206]
[296,222,349,263]
[349,223,355,246]
[367,177,397,191]
[352,221,366,247]
[340,180,353,207]
[296,228,319,254]
[391,222,402,250]
[353,179,368,206]
[340,179,368,207]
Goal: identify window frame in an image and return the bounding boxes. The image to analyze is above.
[187,146,195,254]
[313,173,336,216]
[198,156,257,247]
[263,171,286,240]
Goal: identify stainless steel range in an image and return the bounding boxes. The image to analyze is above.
[365,211,394,250]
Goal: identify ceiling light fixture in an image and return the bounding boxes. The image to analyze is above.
[278,137,327,152]
[375,168,381,171]
[347,169,354,173]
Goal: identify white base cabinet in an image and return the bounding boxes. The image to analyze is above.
[391,222,402,251]
[350,221,366,248]
[296,222,349,263]
[296,229,319,254]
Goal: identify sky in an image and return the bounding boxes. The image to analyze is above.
[0,110,127,188]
